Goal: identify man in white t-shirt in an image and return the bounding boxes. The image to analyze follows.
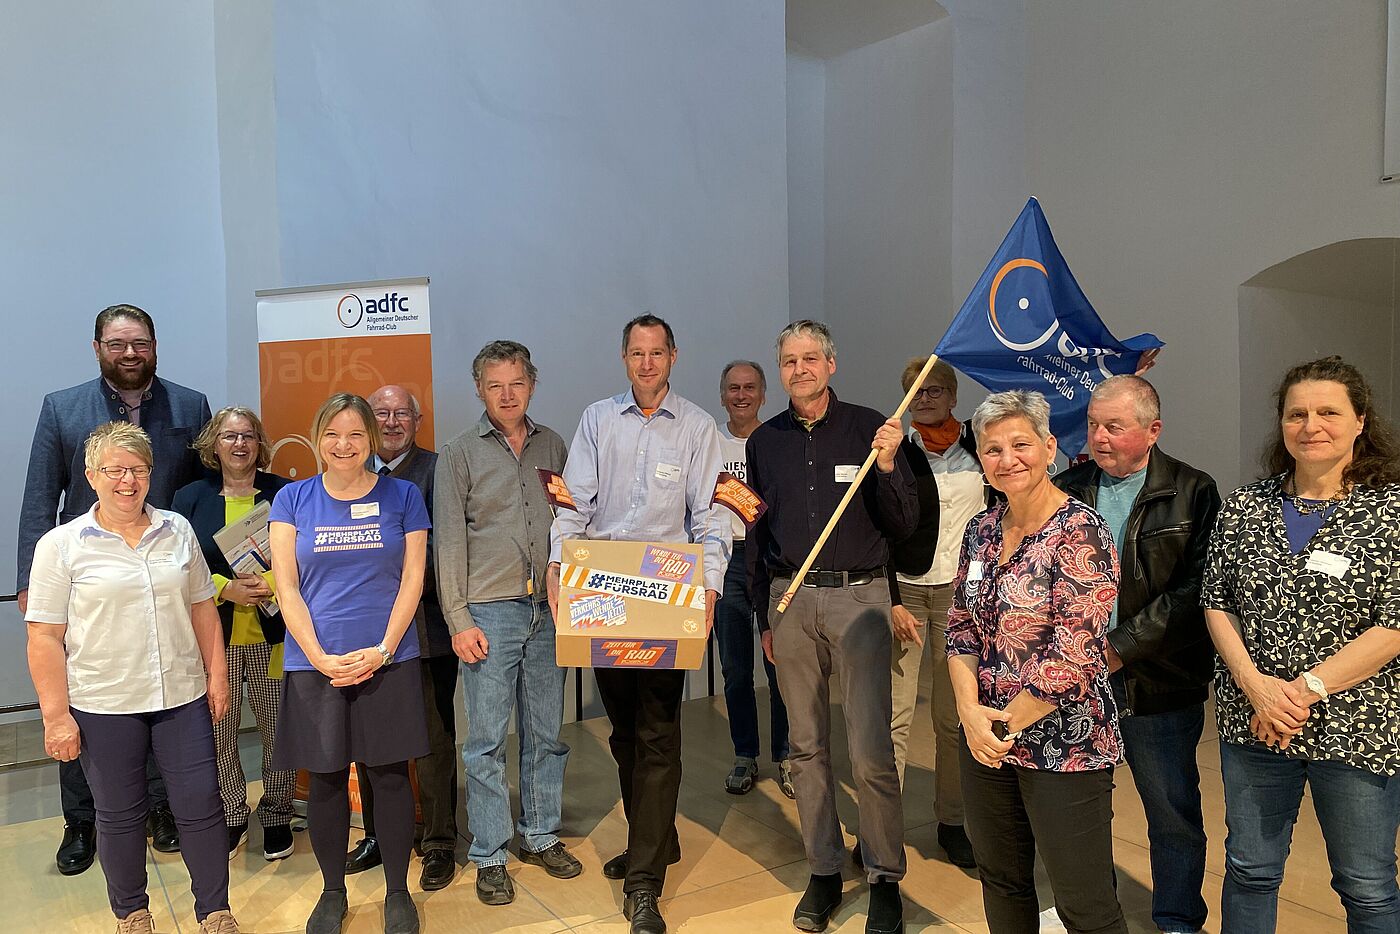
[713,360,793,798]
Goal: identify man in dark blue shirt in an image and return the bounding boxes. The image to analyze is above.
[746,320,917,934]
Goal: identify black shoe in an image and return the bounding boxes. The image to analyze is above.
[148,805,180,853]
[56,821,96,875]
[602,850,629,880]
[793,872,843,932]
[263,824,295,861]
[227,823,248,860]
[419,849,455,891]
[384,891,420,934]
[623,889,666,934]
[475,864,515,905]
[936,822,976,869]
[520,840,583,879]
[851,841,863,871]
[725,757,758,795]
[345,837,382,874]
[865,879,904,934]
[305,889,348,934]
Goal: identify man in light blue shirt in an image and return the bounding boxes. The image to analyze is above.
[548,314,727,934]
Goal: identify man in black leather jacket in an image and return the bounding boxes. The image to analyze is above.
[1055,375,1221,934]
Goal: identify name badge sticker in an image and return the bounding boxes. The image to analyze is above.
[967,560,985,582]
[351,502,380,520]
[834,465,859,483]
[655,463,682,483]
[1305,550,1351,578]
[147,552,177,566]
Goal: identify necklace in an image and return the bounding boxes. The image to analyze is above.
[1283,477,1347,516]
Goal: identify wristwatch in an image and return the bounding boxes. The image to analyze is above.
[374,642,393,668]
[1302,671,1328,701]
[991,720,1022,742]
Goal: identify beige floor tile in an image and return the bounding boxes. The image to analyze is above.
[0,815,183,931]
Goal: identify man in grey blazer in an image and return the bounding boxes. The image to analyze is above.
[17,304,212,875]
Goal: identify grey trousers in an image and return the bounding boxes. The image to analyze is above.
[891,581,963,825]
[769,576,906,882]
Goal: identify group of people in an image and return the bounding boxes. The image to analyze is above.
[17,304,1400,934]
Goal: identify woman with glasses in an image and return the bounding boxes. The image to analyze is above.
[25,422,239,934]
[269,393,431,934]
[172,407,294,862]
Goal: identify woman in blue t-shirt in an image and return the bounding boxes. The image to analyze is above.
[269,393,431,934]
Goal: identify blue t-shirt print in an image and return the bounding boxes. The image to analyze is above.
[269,474,432,672]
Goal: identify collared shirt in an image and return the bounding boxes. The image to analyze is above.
[746,390,918,630]
[550,387,729,593]
[898,426,986,587]
[370,450,411,474]
[946,499,1122,771]
[436,414,568,632]
[25,505,218,714]
[1201,476,1400,776]
[102,378,153,428]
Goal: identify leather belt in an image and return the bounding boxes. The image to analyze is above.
[776,568,885,589]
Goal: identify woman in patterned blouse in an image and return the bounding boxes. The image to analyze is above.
[947,390,1126,934]
[1202,356,1400,934]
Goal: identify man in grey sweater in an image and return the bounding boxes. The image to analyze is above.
[434,341,576,906]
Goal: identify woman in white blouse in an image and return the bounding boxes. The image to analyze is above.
[26,422,238,934]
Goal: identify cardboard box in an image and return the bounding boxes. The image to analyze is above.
[556,539,708,670]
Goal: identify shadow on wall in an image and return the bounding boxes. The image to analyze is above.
[1237,238,1400,481]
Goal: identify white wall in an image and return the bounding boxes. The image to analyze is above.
[821,19,955,413]
[1,1,229,711]
[787,46,828,322]
[1014,1,1400,488]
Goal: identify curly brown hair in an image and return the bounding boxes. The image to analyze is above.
[1262,356,1400,489]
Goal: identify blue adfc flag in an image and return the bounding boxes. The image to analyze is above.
[933,197,1164,456]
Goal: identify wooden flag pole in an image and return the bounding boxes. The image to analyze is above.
[775,352,944,614]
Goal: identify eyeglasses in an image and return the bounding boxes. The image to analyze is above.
[218,432,258,444]
[373,409,416,422]
[96,465,153,479]
[100,339,153,354]
[913,386,948,400]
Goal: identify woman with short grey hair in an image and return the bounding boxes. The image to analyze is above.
[26,421,238,934]
[947,390,1126,933]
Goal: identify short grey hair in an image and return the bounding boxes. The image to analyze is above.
[972,390,1053,443]
[720,359,767,392]
[775,319,835,361]
[471,340,539,384]
[1092,374,1160,425]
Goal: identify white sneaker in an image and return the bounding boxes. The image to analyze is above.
[1039,906,1069,932]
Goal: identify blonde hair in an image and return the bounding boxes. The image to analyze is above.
[901,356,958,395]
[84,421,153,471]
[192,406,273,471]
[311,393,382,462]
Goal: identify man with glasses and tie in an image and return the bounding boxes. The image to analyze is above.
[18,304,212,876]
[343,384,461,892]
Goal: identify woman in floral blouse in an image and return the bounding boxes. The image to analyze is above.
[1202,356,1400,934]
[947,390,1126,934]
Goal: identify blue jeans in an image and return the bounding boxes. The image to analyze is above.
[1220,741,1400,934]
[1119,702,1208,933]
[713,544,789,761]
[460,598,570,867]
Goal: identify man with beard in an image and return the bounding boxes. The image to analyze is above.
[17,303,212,875]
[341,384,461,892]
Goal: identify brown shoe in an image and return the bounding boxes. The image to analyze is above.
[115,909,155,934]
[198,910,240,934]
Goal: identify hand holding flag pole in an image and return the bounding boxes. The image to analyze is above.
[774,352,943,615]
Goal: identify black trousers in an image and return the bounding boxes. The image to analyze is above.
[62,753,167,825]
[360,654,460,853]
[595,667,685,895]
[959,741,1127,934]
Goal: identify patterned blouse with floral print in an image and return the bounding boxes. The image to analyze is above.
[947,498,1122,772]
[1201,476,1400,777]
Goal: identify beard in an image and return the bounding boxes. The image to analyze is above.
[100,353,156,391]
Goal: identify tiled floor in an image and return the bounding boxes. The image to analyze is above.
[0,672,1382,933]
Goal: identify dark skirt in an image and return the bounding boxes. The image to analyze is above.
[271,660,430,773]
